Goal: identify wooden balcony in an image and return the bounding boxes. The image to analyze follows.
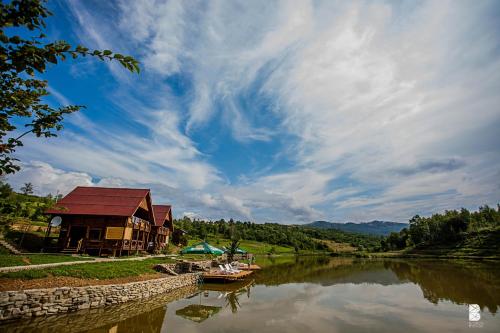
[121,239,145,251]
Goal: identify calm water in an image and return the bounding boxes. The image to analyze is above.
[2,257,500,333]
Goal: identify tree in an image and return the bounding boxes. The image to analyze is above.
[0,177,12,197]
[227,238,240,263]
[0,0,140,174]
[20,182,33,195]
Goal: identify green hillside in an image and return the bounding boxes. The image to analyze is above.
[174,217,382,253]
[380,205,500,258]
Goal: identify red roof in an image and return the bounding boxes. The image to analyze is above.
[46,187,151,217]
[153,205,172,227]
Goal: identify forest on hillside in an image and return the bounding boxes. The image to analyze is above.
[0,180,57,226]
[2,179,498,255]
[381,205,500,251]
[173,217,382,252]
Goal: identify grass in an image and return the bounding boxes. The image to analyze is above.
[0,253,94,267]
[316,239,357,253]
[186,237,297,255]
[0,257,176,280]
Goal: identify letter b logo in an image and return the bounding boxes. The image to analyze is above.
[469,304,481,322]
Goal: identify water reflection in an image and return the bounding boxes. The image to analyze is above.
[1,257,499,333]
[385,260,500,313]
[254,256,500,313]
[176,304,222,323]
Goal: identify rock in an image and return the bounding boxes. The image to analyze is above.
[10,294,27,302]
[34,310,47,317]
[0,273,201,321]
[153,264,178,275]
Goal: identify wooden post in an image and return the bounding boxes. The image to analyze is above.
[135,224,140,254]
[65,224,72,249]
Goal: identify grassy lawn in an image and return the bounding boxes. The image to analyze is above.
[0,257,176,280]
[0,253,94,268]
[316,239,356,253]
[186,237,296,255]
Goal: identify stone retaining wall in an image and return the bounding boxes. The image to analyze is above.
[0,273,201,322]
[0,285,199,332]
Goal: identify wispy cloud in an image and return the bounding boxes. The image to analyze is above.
[11,0,500,222]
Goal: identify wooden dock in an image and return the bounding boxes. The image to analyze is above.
[236,264,261,271]
[202,270,254,282]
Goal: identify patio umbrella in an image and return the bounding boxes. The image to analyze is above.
[235,247,247,254]
[221,246,247,254]
[180,241,224,255]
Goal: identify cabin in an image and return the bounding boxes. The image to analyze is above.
[152,205,174,253]
[45,186,174,256]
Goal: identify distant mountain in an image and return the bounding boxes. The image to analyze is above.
[304,220,407,236]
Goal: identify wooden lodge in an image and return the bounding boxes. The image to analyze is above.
[45,187,174,256]
[152,205,174,252]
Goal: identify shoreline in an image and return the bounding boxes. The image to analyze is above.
[0,284,199,330]
[367,252,500,261]
[0,272,201,322]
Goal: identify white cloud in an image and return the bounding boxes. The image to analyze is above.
[13,0,500,223]
[8,161,93,196]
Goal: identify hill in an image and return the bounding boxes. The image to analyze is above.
[304,220,407,236]
[174,218,383,252]
[406,227,500,258]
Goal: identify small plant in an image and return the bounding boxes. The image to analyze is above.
[227,238,240,263]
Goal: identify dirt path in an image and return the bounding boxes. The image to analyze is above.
[0,273,165,291]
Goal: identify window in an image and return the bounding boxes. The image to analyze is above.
[89,228,102,241]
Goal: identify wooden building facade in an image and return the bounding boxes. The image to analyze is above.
[45,187,174,256]
[152,205,174,253]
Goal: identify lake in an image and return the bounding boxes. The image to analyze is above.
[2,256,499,332]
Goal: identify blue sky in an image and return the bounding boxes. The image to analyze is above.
[8,0,500,223]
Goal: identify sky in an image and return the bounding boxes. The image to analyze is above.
[8,0,500,223]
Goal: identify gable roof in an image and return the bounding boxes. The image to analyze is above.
[153,205,173,229]
[46,186,152,217]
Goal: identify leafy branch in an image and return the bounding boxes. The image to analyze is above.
[0,0,140,174]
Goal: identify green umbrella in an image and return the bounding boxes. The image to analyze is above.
[235,247,247,254]
[221,246,247,254]
[181,241,224,255]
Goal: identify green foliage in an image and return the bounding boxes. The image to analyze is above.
[381,205,500,251]
[0,179,55,225]
[172,228,188,247]
[227,238,240,262]
[20,182,33,195]
[0,0,140,174]
[174,217,381,252]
